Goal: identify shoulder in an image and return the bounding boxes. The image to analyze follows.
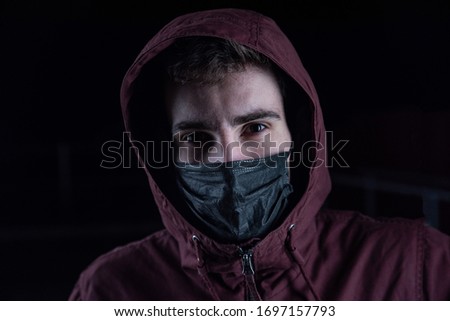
[294,206,449,300]
[314,208,424,270]
[317,208,450,243]
[422,224,450,299]
[316,208,424,237]
[90,230,176,268]
[70,229,179,300]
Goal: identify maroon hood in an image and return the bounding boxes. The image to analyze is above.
[69,8,450,301]
[119,7,331,273]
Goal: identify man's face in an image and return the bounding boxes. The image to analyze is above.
[167,66,292,164]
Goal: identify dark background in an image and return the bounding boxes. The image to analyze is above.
[1,0,449,299]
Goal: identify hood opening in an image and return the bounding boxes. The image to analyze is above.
[282,71,314,217]
[125,36,315,244]
[126,51,189,212]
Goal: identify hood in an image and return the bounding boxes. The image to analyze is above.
[120,8,331,254]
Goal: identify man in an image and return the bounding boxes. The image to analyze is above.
[70,8,450,300]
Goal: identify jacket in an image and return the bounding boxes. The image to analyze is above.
[69,8,450,300]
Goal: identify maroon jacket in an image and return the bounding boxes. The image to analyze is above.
[69,8,450,300]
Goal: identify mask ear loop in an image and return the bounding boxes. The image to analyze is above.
[192,235,221,300]
[285,224,321,301]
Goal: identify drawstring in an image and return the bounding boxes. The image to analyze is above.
[192,235,221,300]
[285,224,321,301]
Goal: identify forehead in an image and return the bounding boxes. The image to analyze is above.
[166,66,285,125]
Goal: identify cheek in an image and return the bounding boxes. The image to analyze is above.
[248,128,292,158]
[173,144,190,163]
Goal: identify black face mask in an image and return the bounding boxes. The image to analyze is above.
[175,152,293,244]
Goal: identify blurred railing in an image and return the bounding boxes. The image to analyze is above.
[331,170,450,230]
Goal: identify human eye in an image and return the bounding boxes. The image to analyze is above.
[174,131,217,164]
[243,123,268,136]
[179,131,213,145]
[180,132,195,143]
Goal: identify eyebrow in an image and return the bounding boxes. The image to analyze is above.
[231,109,281,126]
[172,109,281,133]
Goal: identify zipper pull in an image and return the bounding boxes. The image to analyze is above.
[239,248,261,300]
[240,248,255,275]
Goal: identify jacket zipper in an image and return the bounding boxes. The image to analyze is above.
[239,248,261,300]
[241,249,255,275]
